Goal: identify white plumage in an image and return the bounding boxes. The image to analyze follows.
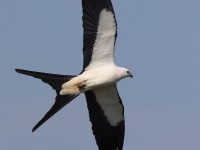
[85,9,116,70]
[60,65,132,95]
[16,1,133,149]
[60,9,132,95]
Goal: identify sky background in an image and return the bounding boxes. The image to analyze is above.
[0,0,200,149]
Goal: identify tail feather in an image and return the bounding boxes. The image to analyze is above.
[15,69,75,91]
[32,93,79,132]
[15,69,79,132]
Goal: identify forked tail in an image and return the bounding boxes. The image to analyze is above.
[15,69,76,91]
[15,69,79,132]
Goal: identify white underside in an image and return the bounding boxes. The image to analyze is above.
[60,65,124,95]
[85,9,116,70]
[60,66,125,126]
[60,9,124,125]
[94,84,124,126]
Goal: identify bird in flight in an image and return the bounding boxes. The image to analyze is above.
[16,0,132,149]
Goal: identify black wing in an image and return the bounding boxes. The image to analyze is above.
[82,0,117,70]
[15,69,79,132]
[85,84,125,150]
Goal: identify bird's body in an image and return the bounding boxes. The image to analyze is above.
[60,65,131,94]
[16,0,132,149]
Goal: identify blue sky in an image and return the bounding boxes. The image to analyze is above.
[0,0,200,149]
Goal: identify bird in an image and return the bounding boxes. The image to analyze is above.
[16,0,133,149]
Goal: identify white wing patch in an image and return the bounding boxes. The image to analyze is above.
[94,84,124,126]
[85,9,116,70]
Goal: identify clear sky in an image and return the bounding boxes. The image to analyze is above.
[0,0,200,149]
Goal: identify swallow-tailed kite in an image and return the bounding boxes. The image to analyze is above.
[16,0,132,149]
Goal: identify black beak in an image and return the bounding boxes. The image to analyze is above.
[130,73,133,78]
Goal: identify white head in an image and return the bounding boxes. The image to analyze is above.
[118,67,133,79]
